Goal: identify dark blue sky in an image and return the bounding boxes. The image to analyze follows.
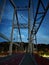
[0,0,49,44]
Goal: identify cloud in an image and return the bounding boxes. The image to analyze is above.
[21,34,25,38]
[18,13,28,21]
[37,32,49,43]
[17,34,25,38]
[10,29,25,38]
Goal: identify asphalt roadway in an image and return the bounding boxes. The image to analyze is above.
[20,53,37,65]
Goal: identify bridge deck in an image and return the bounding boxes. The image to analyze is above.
[20,53,37,65]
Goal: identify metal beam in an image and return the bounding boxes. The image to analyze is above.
[31,0,41,34]
[35,4,49,34]
[9,0,28,11]
[9,9,16,55]
[31,0,49,35]
[28,0,33,53]
[15,9,22,42]
[15,7,28,11]
[0,33,20,46]
[13,42,20,47]
[0,0,6,23]
[37,12,45,14]
[14,23,28,29]
[9,0,22,42]
[9,0,16,8]
[0,33,10,41]
[40,0,46,11]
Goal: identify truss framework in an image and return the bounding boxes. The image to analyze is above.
[30,0,49,52]
[0,0,49,54]
[31,0,49,35]
[0,0,6,22]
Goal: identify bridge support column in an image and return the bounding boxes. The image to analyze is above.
[9,9,15,55]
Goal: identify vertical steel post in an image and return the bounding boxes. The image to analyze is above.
[0,0,6,23]
[28,3,30,53]
[28,0,33,53]
[35,35,38,51]
[9,9,15,55]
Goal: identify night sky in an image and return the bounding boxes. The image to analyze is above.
[0,0,49,44]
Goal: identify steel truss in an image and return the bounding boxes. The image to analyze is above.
[0,0,49,54]
[31,0,49,35]
[0,0,6,23]
[14,23,28,29]
[9,0,29,54]
[0,33,10,41]
[30,0,49,52]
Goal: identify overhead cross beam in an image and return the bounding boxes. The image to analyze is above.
[15,7,28,11]
[14,23,28,29]
[9,0,28,11]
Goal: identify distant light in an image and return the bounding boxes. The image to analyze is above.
[42,54,49,58]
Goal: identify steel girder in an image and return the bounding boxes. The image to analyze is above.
[35,4,49,34]
[9,0,29,42]
[13,23,28,29]
[0,0,6,22]
[29,0,49,51]
[15,10,22,42]
[9,0,28,11]
[31,0,49,35]
[0,33,20,46]
[9,0,22,42]
[0,33,10,41]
